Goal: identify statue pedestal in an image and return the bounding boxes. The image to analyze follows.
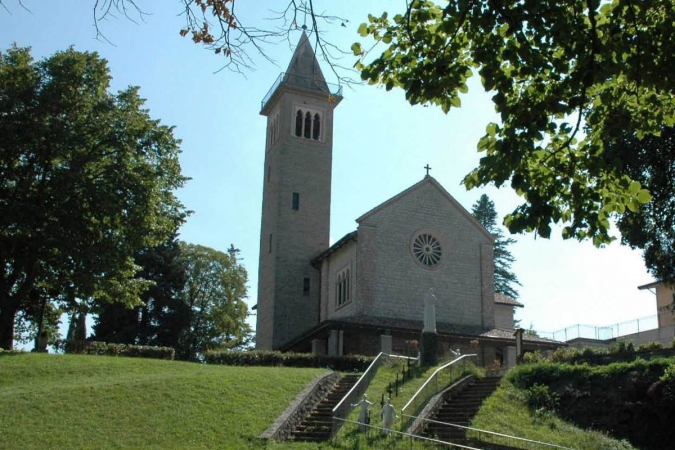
[420,332,438,366]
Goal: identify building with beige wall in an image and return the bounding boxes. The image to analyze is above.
[255,33,561,365]
[639,281,675,328]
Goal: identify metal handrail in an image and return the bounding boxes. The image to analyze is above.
[332,417,483,450]
[331,352,416,435]
[406,416,577,450]
[401,354,476,414]
[260,71,344,110]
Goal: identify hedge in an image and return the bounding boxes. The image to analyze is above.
[59,340,175,360]
[204,350,373,371]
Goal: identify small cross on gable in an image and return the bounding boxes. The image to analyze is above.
[424,164,432,176]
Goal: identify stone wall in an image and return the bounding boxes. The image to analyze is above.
[256,83,340,350]
[494,304,515,330]
[357,180,493,328]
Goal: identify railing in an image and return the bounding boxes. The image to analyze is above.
[332,417,482,450]
[260,71,343,110]
[537,314,659,342]
[401,354,477,423]
[331,352,415,436]
[411,417,577,450]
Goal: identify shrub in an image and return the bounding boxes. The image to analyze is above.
[204,349,374,371]
[59,340,175,360]
[525,383,559,411]
[0,348,25,356]
[661,363,675,383]
[609,339,635,355]
[522,350,545,364]
[636,341,664,352]
[550,347,581,363]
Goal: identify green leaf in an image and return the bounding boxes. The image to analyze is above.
[351,42,363,56]
[486,123,498,136]
[358,23,368,37]
[637,189,652,204]
[628,181,641,195]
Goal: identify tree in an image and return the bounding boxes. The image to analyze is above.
[93,236,189,347]
[471,194,521,299]
[177,242,249,361]
[0,46,188,350]
[1,1,353,80]
[606,127,675,282]
[353,1,675,275]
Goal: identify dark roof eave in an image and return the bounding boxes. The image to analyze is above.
[311,231,357,266]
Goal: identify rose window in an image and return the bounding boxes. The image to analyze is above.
[412,233,442,266]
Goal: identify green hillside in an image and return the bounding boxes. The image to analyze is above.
[0,353,325,450]
[1,353,651,450]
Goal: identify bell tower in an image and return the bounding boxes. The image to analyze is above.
[256,33,342,350]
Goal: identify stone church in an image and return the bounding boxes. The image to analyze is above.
[255,33,559,366]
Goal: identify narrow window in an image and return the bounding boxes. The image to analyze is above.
[312,113,321,140]
[304,112,311,138]
[268,233,273,253]
[337,274,343,306]
[303,278,310,296]
[295,110,303,137]
[346,269,350,302]
[267,165,270,183]
[292,192,300,211]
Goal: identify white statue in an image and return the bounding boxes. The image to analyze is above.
[423,289,437,333]
[380,398,398,435]
[351,394,373,431]
[450,348,461,358]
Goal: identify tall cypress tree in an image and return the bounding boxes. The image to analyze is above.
[471,194,522,299]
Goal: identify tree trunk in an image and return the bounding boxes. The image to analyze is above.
[0,295,20,350]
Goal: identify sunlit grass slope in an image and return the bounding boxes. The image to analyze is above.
[471,378,637,450]
[0,353,326,450]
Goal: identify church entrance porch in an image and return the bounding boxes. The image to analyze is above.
[283,317,562,367]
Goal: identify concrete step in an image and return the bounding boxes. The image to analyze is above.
[291,374,363,442]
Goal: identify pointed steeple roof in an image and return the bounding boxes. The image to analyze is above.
[282,32,329,93]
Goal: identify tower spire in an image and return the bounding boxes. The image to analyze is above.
[283,32,329,92]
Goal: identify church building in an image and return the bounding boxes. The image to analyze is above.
[255,33,559,366]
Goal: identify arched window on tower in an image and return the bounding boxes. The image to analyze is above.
[304,112,312,138]
[293,106,324,142]
[312,113,321,140]
[295,110,303,137]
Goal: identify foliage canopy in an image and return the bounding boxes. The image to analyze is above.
[471,194,521,299]
[0,46,188,349]
[177,242,250,360]
[354,0,675,276]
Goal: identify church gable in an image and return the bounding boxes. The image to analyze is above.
[357,176,494,243]
[354,176,495,329]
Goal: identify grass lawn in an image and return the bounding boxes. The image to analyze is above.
[2,353,638,450]
[470,380,637,450]
[0,353,327,450]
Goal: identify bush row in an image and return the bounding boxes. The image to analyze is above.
[58,340,175,360]
[0,348,26,356]
[508,357,673,389]
[522,339,675,365]
[204,349,373,371]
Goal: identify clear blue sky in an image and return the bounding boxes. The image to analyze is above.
[0,0,659,339]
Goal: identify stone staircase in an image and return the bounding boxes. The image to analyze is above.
[424,376,502,442]
[291,374,360,442]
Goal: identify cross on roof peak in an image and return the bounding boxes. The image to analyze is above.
[424,164,432,177]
